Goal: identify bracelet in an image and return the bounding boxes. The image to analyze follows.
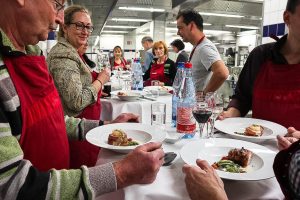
[96,79,103,86]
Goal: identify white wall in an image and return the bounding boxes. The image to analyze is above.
[262,0,287,44]
[99,35,124,50]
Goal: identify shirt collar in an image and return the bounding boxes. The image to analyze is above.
[0,29,42,57]
[270,34,289,64]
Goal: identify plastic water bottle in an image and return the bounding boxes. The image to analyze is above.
[171,62,185,127]
[176,62,196,138]
[131,58,144,90]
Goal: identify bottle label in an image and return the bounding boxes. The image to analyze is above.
[177,107,196,133]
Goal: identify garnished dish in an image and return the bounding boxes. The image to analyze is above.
[212,147,253,173]
[108,129,139,146]
[235,124,264,137]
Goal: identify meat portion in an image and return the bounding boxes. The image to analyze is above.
[227,147,253,167]
[108,129,129,146]
[244,124,264,136]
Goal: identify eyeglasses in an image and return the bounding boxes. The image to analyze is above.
[69,22,94,33]
[52,0,65,13]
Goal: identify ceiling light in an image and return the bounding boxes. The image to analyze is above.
[102,30,128,33]
[199,12,244,18]
[111,18,150,22]
[171,21,211,26]
[119,6,165,12]
[105,25,138,29]
[226,25,260,30]
[204,30,231,34]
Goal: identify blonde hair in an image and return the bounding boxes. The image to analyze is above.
[152,41,168,56]
[58,5,90,38]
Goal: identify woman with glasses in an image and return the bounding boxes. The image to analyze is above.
[47,5,137,169]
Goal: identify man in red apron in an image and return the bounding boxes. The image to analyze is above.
[219,0,300,131]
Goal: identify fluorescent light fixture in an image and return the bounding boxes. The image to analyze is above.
[199,12,244,18]
[226,25,260,30]
[119,6,165,12]
[213,42,220,45]
[102,30,128,33]
[111,18,150,22]
[171,21,211,26]
[105,25,138,29]
[204,30,231,34]
[166,27,178,31]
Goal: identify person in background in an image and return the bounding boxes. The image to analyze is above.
[176,10,229,94]
[170,39,189,65]
[0,0,164,199]
[218,0,300,131]
[110,45,129,71]
[78,41,96,69]
[183,1,300,199]
[141,36,154,72]
[143,40,176,86]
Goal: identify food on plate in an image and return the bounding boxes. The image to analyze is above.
[212,147,253,173]
[244,124,264,136]
[117,91,127,96]
[234,124,264,137]
[107,129,139,146]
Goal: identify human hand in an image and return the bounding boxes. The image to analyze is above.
[97,67,111,85]
[113,142,164,188]
[285,127,300,139]
[277,135,298,151]
[217,107,241,120]
[182,159,228,200]
[110,113,139,124]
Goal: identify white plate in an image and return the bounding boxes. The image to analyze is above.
[86,123,166,153]
[110,90,142,101]
[180,138,276,181]
[214,118,286,143]
[144,86,173,95]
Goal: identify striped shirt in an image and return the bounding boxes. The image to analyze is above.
[0,30,117,199]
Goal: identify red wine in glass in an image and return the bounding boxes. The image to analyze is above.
[193,110,212,123]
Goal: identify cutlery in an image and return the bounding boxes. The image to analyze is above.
[163,152,177,166]
[139,95,156,101]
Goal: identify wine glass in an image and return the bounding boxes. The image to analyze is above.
[192,94,213,138]
[206,92,224,137]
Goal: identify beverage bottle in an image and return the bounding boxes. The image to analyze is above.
[171,62,185,127]
[176,62,196,138]
[131,58,144,90]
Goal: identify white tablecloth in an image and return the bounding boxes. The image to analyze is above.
[96,132,284,200]
[100,95,172,124]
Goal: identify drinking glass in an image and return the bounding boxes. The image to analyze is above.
[192,94,213,138]
[123,79,132,91]
[151,80,160,98]
[207,92,224,137]
[151,102,166,129]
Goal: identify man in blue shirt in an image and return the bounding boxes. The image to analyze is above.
[141,36,154,73]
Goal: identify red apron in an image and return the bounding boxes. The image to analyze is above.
[68,60,101,168]
[145,62,170,86]
[252,60,300,130]
[4,55,69,171]
[273,140,300,200]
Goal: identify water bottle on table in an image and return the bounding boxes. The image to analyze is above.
[176,62,196,138]
[131,58,144,90]
[172,62,185,127]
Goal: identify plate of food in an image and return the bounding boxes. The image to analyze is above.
[180,138,276,181]
[214,118,286,142]
[86,123,166,153]
[110,90,142,101]
[144,86,173,95]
